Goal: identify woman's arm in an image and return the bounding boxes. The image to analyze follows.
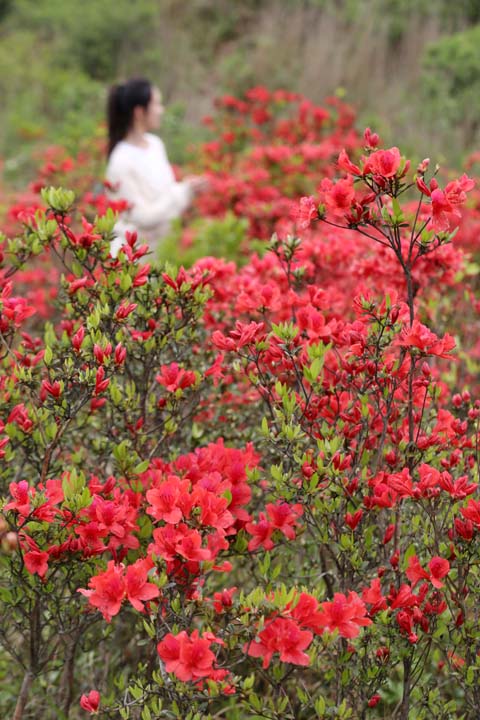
[111,173,193,230]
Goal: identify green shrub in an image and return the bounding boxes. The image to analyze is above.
[422,25,480,146]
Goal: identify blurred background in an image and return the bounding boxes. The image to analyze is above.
[1,0,480,182]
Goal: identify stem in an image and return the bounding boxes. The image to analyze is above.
[402,257,416,473]
[58,635,78,717]
[399,656,412,720]
[321,217,391,247]
[13,596,41,719]
[404,263,415,327]
[13,670,34,720]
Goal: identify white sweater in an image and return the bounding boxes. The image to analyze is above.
[106,133,193,256]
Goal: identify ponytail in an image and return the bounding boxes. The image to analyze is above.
[107,78,152,157]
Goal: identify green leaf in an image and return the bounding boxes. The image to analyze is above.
[133,460,150,474]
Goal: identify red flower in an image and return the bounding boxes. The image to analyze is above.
[133,264,151,287]
[430,189,461,233]
[68,276,91,294]
[114,342,126,365]
[76,217,102,248]
[125,557,160,612]
[397,320,455,359]
[294,196,318,230]
[364,127,379,148]
[455,517,474,540]
[156,363,196,392]
[191,486,233,530]
[396,610,418,643]
[5,480,31,516]
[345,509,363,530]
[428,557,450,589]
[317,591,372,638]
[212,321,265,351]
[94,366,109,396]
[362,578,387,615]
[213,587,237,613]
[461,499,480,525]
[7,404,34,432]
[150,524,211,562]
[157,630,216,682]
[71,325,85,352]
[146,476,191,524]
[24,550,49,578]
[176,527,212,562]
[319,177,355,217]
[80,690,100,713]
[337,148,361,175]
[115,301,137,320]
[93,343,111,365]
[438,473,477,500]
[405,555,429,587]
[245,617,312,668]
[406,555,450,589]
[363,147,402,178]
[388,584,419,610]
[266,501,303,540]
[40,379,62,399]
[78,561,126,622]
[245,512,275,551]
[444,174,475,205]
[382,524,396,544]
[289,592,327,634]
[0,286,36,328]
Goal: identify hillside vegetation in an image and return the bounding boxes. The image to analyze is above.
[2,0,480,181]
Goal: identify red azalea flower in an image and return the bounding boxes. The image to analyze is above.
[363,147,402,178]
[156,362,196,392]
[24,549,49,578]
[245,617,312,668]
[294,196,318,229]
[146,476,192,524]
[266,501,303,540]
[246,512,275,551]
[125,557,160,612]
[317,591,372,638]
[397,320,455,359]
[428,557,450,589]
[157,630,216,682]
[78,561,126,622]
[430,189,461,233]
[80,690,100,713]
[319,177,355,217]
[337,148,361,175]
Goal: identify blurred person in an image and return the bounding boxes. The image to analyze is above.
[106,77,207,257]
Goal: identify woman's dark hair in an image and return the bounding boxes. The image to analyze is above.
[107,77,152,156]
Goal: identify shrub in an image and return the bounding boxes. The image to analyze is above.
[2,90,480,720]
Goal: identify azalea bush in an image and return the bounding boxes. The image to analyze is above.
[2,90,480,720]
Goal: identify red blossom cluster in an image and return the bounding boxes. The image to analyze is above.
[157,630,228,685]
[78,558,159,621]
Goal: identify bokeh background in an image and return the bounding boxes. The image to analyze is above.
[2,0,480,183]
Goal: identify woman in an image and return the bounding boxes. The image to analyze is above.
[106,77,206,257]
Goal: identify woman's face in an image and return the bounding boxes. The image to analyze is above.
[144,87,164,130]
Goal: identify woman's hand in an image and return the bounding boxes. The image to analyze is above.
[184,175,210,195]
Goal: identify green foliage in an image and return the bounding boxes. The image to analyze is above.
[158,212,249,267]
[0,0,203,174]
[6,0,158,80]
[422,25,480,145]
[2,0,480,178]
[0,28,103,180]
